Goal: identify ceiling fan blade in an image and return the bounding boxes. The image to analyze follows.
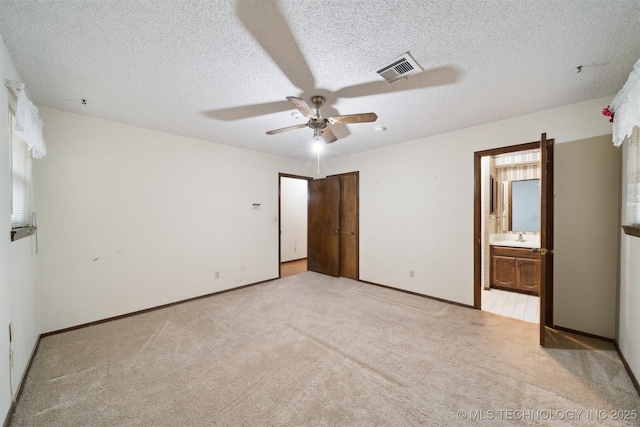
[204,99,293,121]
[266,123,308,135]
[237,0,315,90]
[327,112,378,125]
[323,127,338,144]
[287,96,317,119]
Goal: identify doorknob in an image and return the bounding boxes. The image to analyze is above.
[532,248,551,255]
[333,229,339,235]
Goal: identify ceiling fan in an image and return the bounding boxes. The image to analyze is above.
[266,95,378,144]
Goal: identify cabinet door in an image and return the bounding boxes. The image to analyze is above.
[516,258,540,293]
[492,256,516,288]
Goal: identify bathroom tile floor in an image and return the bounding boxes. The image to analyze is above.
[482,288,539,324]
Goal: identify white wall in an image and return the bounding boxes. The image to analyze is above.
[324,97,616,315]
[35,107,311,333]
[554,135,621,338]
[619,138,640,385]
[0,35,40,421]
[280,177,307,262]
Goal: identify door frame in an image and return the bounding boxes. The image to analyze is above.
[278,173,313,278]
[538,134,555,344]
[473,139,554,340]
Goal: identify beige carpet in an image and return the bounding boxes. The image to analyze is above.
[11,272,640,426]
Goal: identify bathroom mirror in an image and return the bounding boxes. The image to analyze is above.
[509,179,540,232]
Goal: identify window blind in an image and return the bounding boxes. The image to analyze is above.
[630,127,640,226]
[10,109,32,228]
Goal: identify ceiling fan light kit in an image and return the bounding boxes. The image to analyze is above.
[312,127,323,142]
[266,95,378,145]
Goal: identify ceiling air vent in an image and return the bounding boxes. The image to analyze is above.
[374,52,423,84]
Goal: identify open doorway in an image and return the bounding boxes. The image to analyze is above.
[478,144,541,323]
[279,174,312,278]
[278,171,360,280]
[474,135,554,345]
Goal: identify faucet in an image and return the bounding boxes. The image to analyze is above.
[516,233,526,242]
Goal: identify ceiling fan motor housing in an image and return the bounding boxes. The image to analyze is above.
[310,96,326,109]
[308,118,328,130]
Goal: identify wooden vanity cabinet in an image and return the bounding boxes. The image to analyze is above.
[490,246,540,295]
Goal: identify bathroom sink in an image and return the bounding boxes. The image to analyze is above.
[489,233,540,249]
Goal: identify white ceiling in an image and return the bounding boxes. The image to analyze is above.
[1,0,639,160]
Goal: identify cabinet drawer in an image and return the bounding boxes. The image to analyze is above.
[491,246,539,260]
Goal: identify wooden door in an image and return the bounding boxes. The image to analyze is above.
[339,173,359,279]
[539,133,555,346]
[308,176,340,276]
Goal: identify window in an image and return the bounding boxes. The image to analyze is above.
[623,127,640,237]
[9,99,36,241]
[631,128,640,225]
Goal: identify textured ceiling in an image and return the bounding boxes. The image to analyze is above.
[1,0,639,160]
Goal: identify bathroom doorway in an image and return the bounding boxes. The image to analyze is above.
[474,134,555,345]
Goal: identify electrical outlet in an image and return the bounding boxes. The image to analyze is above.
[215,271,220,279]
[409,269,415,278]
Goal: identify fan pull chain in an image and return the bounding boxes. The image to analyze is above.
[316,151,320,174]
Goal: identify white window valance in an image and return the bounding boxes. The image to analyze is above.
[6,80,47,159]
[611,57,640,147]
[14,88,46,159]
